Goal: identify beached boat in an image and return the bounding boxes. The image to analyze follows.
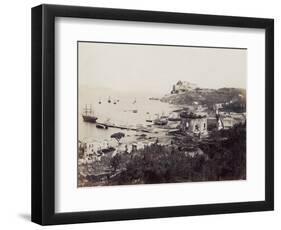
[168,113,181,121]
[168,117,181,121]
[96,123,108,129]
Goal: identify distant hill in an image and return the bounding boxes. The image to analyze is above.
[161,87,246,112]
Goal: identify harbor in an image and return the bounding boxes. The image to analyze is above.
[78,81,246,187]
[77,42,247,187]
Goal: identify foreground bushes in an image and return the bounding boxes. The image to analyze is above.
[107,123,246,185]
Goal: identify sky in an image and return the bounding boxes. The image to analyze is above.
[78,42,247,96]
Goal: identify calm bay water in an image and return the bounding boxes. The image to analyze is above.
[79,91,179,147]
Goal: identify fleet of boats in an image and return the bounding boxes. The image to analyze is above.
[82,97,173,127]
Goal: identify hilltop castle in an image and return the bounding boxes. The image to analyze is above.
[171,81,197,94]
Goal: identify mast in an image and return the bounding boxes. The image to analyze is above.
[84,104,93,115]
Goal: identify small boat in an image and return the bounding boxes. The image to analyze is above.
[82,105,98,123]
[133,98,136,104]
[168,112,181,121]
[98,98,101,104]
[108,96,111,103]
[146,114,153,122]
[132,109,138,113]
[96,124,108,129]
[154,118,168,125]
[168,129,181,135]
[168,117,181,121]
[154,114,168,125]
[113,101,117,105]
[148,97,159,100]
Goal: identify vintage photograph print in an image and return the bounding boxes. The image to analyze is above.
[78,42,247,187]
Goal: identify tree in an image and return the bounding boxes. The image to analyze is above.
[110,132,125,144]
[110,154,121,171]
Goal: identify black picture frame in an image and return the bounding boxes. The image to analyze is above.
[31,4,274,225]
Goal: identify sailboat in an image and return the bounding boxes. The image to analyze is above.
[146,114,153,123]
[154,113,168,125]
[82,104,98,123]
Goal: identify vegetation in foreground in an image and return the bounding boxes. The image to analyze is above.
[82,123,246,186]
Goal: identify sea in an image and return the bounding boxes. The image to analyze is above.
[79,90,180,150]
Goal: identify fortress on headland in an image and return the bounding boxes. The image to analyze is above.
[171,81,197,94]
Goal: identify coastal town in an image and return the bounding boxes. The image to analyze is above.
[78,80,246,187]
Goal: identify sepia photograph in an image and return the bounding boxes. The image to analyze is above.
[78,41,247,187]
[31,4,274,225]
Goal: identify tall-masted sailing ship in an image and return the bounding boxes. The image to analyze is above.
[82,104,98,123]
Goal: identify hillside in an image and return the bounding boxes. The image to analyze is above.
[161,87,246,112]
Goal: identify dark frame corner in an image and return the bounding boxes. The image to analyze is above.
[31,4,274,225]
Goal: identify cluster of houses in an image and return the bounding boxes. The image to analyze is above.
[78,94,246,180]
[79,137,158,166]
[79,108,245,165]
[168,99,245,137]
[78,109,246,183]
[178,109,245,135]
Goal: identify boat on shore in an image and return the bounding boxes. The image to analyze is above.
[168,113,181,121]
[168,117,181,121]
[96,123,108,129]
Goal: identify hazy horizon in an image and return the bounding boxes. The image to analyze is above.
[78,42,247,96]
